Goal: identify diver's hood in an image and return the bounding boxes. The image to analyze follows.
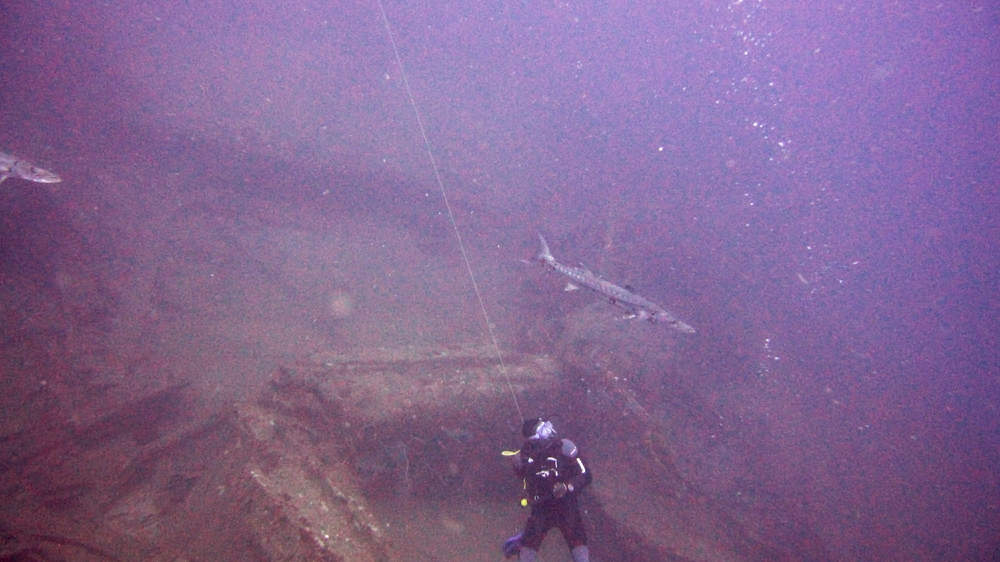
[530,420,556,440]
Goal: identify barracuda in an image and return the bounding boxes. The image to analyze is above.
[0,151,61,184]
[535,233,695,334]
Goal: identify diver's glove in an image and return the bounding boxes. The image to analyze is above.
[552,482,573,498]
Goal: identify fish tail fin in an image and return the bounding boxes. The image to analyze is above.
[537,233,554,264]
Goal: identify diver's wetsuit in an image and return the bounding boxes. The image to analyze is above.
[513,435,592,561]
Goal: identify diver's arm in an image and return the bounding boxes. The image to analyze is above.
[569,455,592,492]
[560,439,592,493]
[513,447,529,479]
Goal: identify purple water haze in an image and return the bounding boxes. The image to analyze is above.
[2,0,998,559]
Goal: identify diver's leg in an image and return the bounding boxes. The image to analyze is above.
[521,506,553,555]
[559,498,589,561]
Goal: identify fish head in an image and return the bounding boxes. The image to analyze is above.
[652,311,696,333]
[12,161,61,183]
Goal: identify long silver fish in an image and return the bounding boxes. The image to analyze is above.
[536,233,695,333]
[0,151,62,184]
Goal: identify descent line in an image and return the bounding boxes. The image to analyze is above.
[374,0,523,422]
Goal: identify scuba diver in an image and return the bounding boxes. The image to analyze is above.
[502,418,592,562]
